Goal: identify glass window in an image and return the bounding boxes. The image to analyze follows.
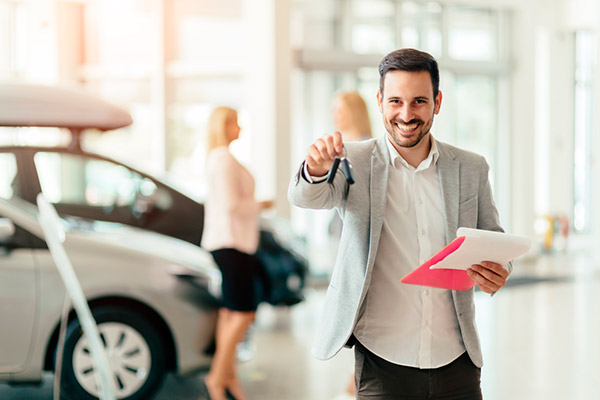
[171,0,244,67]
[400,1,442,58]
[434,73,498,189]
[447,7,497,61]
[573,31,596,233]
[349,0,396,54]
[352,24,395,54]
[0,153,18,200]
[298,0,339,50]
[83,0,155,66]
[34,152,153,208]
[351,0,395,18]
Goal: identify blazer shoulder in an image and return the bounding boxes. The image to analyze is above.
[437,140,487,165]
[345,137,379,160]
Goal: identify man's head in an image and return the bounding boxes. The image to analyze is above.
[378,48,439,101]
[376,49,442,153]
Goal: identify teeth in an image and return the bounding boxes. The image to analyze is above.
[396,122,418,131]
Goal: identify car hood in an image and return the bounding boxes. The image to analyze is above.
[64,217,220,281]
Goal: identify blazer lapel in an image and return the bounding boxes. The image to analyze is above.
[436,142,460,244]
[367,136,389,263]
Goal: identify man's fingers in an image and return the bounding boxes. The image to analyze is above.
[481,261,509,279]
[322,135,338,159]
[468,262,508,293]
[467,269,498,293]
[306,133,345,176]
[469,264,503,286]
[332,131,344,154]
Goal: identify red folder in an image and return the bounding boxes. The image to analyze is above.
[401,237,475,291]
[400,228,531,291]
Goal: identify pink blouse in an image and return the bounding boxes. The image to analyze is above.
[201,147,261,254]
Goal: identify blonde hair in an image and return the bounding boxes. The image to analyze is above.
[206,106,238,153]
[334,91,372,138]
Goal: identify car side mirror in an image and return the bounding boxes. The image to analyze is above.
[0,218,15,242]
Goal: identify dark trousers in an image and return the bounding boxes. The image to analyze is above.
[354,340,482,400]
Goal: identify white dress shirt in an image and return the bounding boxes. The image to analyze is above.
[353,136,466,369]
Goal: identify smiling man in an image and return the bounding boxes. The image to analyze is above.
[288,48,510,399]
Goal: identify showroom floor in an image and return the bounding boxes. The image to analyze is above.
[1,248,599,400]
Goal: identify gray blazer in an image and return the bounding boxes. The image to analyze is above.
[288,135,510,368]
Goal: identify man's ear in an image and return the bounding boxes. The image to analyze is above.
[434,90,442,115]
[377,90,383,112]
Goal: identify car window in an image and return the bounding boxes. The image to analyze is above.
[34,152,156,208]
[0,153,18,200]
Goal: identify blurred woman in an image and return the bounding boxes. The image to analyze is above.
[331,90,373,142]
[201,106,272,400]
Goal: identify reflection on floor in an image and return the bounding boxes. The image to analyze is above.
[1,250,599,400]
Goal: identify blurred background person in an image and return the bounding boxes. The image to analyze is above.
[332,90,373,142]
[329,91,372,400]
[201,106,273,400]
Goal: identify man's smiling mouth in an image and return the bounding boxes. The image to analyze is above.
[395,121,419,132]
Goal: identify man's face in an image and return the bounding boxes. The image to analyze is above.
[377,70,441,150]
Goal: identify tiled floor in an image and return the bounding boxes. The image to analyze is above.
[2,248,599,399]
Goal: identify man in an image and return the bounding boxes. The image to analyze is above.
[288,48,510,399]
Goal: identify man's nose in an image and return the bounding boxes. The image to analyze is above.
[399,104,414,122]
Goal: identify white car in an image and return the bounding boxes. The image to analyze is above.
[0,195,221,400]
[0,83,222,400]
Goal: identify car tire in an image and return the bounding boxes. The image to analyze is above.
[59,306,166,400]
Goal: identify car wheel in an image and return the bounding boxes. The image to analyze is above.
[59,306,166,400]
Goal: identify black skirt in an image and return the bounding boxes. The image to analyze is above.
[210,248,261,312]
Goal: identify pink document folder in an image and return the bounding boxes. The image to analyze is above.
[401,228,531,291]
[401,236,475,290]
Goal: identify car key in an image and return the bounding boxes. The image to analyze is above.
[340,157,355,184]
[327,148,354,185]
[326,157,341,184]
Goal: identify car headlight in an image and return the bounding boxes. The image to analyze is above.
[167,264,222,297]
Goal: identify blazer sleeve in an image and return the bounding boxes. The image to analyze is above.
[287,161,350,210]
[476,157,513,275]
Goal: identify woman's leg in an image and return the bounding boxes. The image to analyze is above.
[205,308,256,400]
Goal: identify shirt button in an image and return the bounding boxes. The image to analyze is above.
[421,229,426,235]
[424,289,430,295]
[418,198,423,204]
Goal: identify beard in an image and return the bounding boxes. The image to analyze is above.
[384,116,433,149]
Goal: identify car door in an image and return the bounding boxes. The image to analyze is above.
[32,149,205,246]
[0,153,38,370]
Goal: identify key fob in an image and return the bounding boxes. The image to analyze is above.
[326,157,341,184]
[340,158,354,185]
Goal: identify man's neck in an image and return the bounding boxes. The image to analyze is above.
[392,134,432,168]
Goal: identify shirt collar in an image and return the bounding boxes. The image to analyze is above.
[385,134,440,170]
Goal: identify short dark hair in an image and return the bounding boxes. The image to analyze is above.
[378,48,440,100]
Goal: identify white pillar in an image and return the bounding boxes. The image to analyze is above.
[243,0,292,218]
[510,4,537,243]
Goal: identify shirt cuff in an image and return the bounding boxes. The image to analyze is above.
[302,161,328,184]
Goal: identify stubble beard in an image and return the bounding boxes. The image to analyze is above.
[385,117,433,149]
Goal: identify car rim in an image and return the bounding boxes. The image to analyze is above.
[72,322,152,399]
